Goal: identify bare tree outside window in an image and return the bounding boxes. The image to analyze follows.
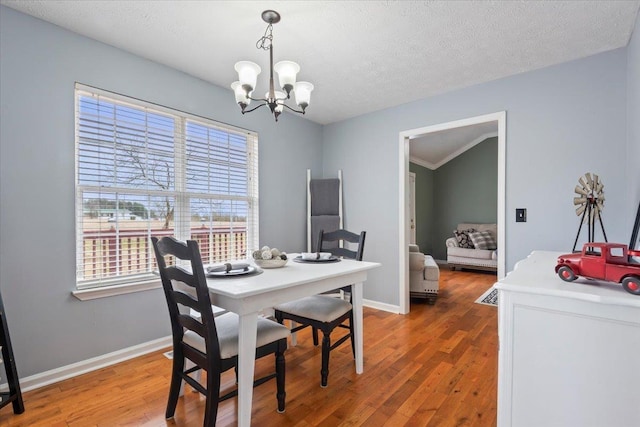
[118,144,175,229]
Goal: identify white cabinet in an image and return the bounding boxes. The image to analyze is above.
[495,251,640,427]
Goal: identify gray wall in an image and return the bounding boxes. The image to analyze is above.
[0,7,322,378]
[323,48,630,306]
[408,162,434,254]
[628,12,640,235]
[433,137,498,260]
[1,5,638,380]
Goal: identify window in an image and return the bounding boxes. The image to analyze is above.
[584,245,602,257]
[75,84,258,290]
[609,246,625,259]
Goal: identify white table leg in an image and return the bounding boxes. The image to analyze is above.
[352,281,364,373]
[237,312,258,427]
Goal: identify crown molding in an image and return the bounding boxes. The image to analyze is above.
[410,131,499,170]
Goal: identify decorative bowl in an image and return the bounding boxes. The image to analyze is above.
[254,258,288,269]
[252,246,288,268]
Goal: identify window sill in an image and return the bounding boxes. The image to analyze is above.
[72,279,162,301]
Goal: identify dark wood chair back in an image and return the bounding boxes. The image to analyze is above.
[152,236,288,424]
[152,236,228,425]
[316,229,366,261]
[316,229,366,296]
[152,236,221,367]
[275,228,367,387]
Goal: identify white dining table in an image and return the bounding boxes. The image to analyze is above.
[205,255,380,427]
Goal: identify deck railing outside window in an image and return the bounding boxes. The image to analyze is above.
[80,226,247,281]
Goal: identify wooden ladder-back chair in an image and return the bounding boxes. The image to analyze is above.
[317,229,366,261]
[274,229,366,387]
[152,237,289,426]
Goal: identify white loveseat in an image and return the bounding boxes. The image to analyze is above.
[446,223,497,272]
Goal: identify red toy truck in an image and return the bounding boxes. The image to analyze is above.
[555,242,640,295]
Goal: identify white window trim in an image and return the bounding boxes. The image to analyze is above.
[73,83,259,300]
[72,278,162,301]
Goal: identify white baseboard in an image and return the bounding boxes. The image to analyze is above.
[12,336,172,393]
[364,298,400,314]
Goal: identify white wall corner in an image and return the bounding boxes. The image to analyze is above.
[364,298,401,314]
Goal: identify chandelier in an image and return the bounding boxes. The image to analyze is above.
[231,10,314,122]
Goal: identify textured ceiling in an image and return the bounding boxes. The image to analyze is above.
[2,1,639,126]
[410,121,498,169]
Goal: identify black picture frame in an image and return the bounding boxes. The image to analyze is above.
[630,200,640,250]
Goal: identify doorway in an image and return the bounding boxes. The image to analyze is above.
[397,112,506,314]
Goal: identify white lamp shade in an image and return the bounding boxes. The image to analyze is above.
[294,81,314,108]
[265,91,285,112]
[274,61,300,93]
[234,61,261,92]
[231,81,250,105]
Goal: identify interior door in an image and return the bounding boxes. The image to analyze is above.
[409,172,416,244]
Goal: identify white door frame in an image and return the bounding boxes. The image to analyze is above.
[397,111,506,314]
[409,172,416,244]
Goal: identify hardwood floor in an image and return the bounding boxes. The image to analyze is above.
[0,269,498,426]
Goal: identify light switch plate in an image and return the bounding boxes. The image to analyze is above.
[516,208,527,222]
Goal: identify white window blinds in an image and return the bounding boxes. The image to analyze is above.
[75,84,258,289]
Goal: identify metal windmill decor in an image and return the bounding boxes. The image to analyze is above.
[572,172,608,252]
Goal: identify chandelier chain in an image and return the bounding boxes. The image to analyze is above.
[256,23,273,51]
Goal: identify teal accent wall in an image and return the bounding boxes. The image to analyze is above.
[409,163,434,254]
[433,137,498,260]
[410,137,497,261]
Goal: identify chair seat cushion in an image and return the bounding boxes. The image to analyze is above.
[274,295,352,323]
[183,312,290,359]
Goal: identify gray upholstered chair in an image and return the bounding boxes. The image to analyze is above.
[152,236,290,425]
[409,244,439,304]
[274,229,366,387]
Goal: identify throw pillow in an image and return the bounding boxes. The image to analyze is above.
[453,228,476,249]
[468,230,497,250]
